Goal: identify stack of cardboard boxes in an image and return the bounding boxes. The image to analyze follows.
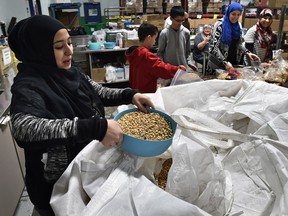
[268,0,287,7]
[142,14,165,30]
[189,0,223,14]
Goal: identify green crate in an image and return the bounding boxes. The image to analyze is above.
[84,23,106,35]
[80,16,86,26]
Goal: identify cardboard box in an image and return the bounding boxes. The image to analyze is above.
[56,11,80,28]
[190,19,217,28]
[123,39,140,48]
[0,46,12,74]
[91,67,106,82]
[281,52,288,60]
[268,0,287,7]
[243,18,257,29]
[123,29,138,40]
[142,14,165,30]
[188,19,195,28]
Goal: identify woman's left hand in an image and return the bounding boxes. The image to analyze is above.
[132,93,154,113]
[247,53,260,61]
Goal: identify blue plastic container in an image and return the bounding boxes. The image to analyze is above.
[114,108,177,157]
[103,42,116,49]
[84,2,101,24]
[124,22,134,29]
[88,42,101,50]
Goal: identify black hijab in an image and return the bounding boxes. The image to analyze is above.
[8,15,104,119]
[8,15,65,67]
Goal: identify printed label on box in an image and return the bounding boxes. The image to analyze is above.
[2,47,11,66]
[115,68,125,80]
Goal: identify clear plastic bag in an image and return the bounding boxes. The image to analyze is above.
[170,69,202,86]
[105,65,117,82]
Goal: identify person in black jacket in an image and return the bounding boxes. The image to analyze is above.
[8,15,153,216]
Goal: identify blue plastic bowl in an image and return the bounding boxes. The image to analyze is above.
[88,42,101,50]
[104,42,116,49]
[114,108,177,157]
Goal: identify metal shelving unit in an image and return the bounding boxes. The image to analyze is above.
[104,7,137,26]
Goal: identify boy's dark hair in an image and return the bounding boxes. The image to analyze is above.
[138,22,158,42]
[170,6,185,19]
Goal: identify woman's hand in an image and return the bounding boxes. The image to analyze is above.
[204,35,210,44]
[132,93,154,113]
[101,120,123,147]
[247,53,260,61]
[261,62,271,68]
[225,61,233,70]
[188,64,198,71]
[179,65,186,71]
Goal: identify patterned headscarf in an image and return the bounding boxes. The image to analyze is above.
[256,8,273,48]
[222,2,242,45]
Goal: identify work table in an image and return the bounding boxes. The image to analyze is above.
[73,47,130,88]
[73,46,128,73]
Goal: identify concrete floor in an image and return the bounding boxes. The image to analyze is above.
[14,188,36,216]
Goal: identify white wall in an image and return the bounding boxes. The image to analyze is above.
[41,0,52,15]
[0,0,119,25]
[0,0,29,32]
[0,0,120,36]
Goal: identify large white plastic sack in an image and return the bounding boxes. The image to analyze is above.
[51,80,288,215]
[51,140,210,216]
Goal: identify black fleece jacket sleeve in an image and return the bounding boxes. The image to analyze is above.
[11,113,108,149]
[77,116,108,142]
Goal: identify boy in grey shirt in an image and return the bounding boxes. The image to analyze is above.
[157,6,196,71]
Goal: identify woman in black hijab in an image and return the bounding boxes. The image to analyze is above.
[8,15,153,216]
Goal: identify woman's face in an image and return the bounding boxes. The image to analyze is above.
[53,29,73,69]
[260,15,273,29]
[229,10,241,23]
[203,27,211,36]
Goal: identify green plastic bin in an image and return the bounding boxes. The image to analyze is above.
[84,23,105,34]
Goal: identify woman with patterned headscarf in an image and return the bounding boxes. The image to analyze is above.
[208,2,259,71]
[8,15,153,215]
[244,8,276,65]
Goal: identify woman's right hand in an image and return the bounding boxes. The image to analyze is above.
[204,35,210,44]
[261,62,271,68]
[101,120,123,147]
[225,62,233,70]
